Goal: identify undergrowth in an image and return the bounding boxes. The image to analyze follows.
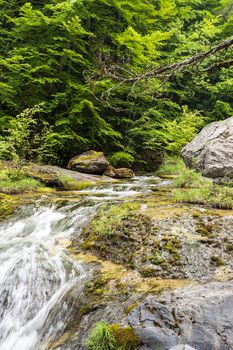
[0,169,42,194]
[157,157,186,176]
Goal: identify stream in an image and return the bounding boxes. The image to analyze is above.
[0,175,164,350]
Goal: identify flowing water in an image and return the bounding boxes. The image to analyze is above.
[0,175,163,350]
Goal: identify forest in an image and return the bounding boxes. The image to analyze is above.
[0,0,232,170]
[1,2,233,350]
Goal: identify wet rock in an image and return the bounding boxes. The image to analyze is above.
[74,201,233,281]
[25,163,115,188]
[128,281,233,350]
[182,116,233,178]
[114,168,135,178]
[169,346,197,350]
[104,165,135,178]
[68,150,109,175]
[104,165,116,177]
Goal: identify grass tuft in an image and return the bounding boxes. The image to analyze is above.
[0,169,42,194]
[157,156,186,177]
[87,321,140,350]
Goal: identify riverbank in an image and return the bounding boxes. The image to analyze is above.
[1,162,233,350]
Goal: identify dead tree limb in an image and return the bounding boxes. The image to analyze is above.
[90,37,233,84]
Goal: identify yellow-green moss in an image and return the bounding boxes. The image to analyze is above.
[126,303,138,314]
[69,151,102,168]
[58,175,94,191]
[110,324,141,350]
[211,255,225,266]
[0,194,18,220]
[89,202,140,238]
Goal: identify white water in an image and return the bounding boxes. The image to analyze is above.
[0,175,161,350]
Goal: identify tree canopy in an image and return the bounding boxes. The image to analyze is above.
[0,0,232,169]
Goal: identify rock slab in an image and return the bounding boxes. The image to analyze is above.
[128,281,233,350]
[182,116,233,178]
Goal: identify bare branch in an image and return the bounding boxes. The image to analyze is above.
[203,58,233,72]
[90,37,233,84]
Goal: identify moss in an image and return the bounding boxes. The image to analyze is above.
[139,266,157,277]
[0,194,18,220]
[226,244,233,252]
[126,303,138,314]
[69,151,102,168]
[148,250,166,265]
[164,242,178,254]
[85,276,109,296]
[211,255,225,266]
[196,220,217,239]
[110,324,141,350]
[90,203,140,238]
[58,176,93,191]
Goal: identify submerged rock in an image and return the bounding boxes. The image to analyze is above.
[128,281,233,350]
[68,150,109,175]
[182,116,233,178]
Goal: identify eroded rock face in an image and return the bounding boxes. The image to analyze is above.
[73,201,233,281]
[68,150,109,175]
[182,117,233,178]
[128,281,233,350]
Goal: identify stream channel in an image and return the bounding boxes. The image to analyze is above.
[0,175,166,350]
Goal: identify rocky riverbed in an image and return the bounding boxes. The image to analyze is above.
[1,175,233,350]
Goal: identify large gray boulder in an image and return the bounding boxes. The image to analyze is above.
[128,281,233,350]
[182,117,233,178]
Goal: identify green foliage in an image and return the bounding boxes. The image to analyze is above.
[172,169,212,189]
[0,169,41,194]
[87,321,140,350]
[170,162,233,209]
[172,185,233,209]
[157,157,186,176]
[0,0,232,167]
[109,152,134,168]
[87,322,116,350]
[164,107,205,154]
[0,104,56,163]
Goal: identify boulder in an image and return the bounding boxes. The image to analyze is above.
[68,150,109,175]
[128,281,233,350]
[104,165,117,178]
[182,116,233,178]
[169,346,196,350]
[114,168,135,178]
[104,165,135,179]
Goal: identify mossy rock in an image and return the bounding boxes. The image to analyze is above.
[68,150,109,175]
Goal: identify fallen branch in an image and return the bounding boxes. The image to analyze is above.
[90,37,233,84]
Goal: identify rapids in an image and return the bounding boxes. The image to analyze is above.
[0,175,162,350]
